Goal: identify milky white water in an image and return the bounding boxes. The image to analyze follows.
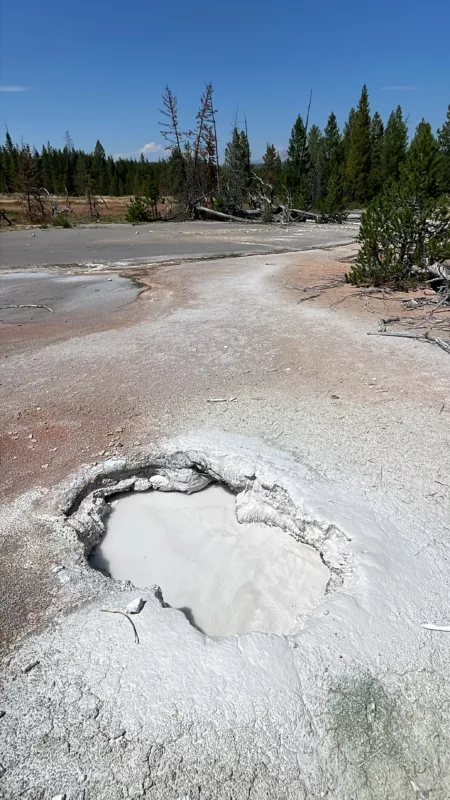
[90,485,329,636]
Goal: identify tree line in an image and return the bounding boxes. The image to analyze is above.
[0,132,165,201]
[0,84,449,221]
[261,87,450,212]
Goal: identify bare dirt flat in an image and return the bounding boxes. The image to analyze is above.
[0,193,134,226]
[2,222,450,799]
[1,224,449,650]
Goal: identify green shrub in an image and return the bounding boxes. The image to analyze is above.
[346,187,450,288]
[126,196,153,223]
[214,196,226,212]
[51,214,72,228]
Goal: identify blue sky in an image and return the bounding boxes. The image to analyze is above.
[1,0,449,161]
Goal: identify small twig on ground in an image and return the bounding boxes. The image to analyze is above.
[421,623,450,632]
[297,291,322,303]
[206,397,237,403]
[435,337,450,355]
[357,746,384,768]
[0,304,53,313]
[368,331,428,340]
[370,397,395,406]
[378,316,400,331]
[331,289,392,309]
[23,660,40,674]
[283,276,344,301]
[101,609,140,644]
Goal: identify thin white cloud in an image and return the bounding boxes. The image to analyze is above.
[140,142,164,157]
[114,142,166,161]
[0,85,31,93]
[380,85,418,91]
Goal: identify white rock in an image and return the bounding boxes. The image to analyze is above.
[125,598,145,615]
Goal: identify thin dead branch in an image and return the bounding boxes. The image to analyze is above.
[422,623,450,632]
[206,396,237,403]
[367,330,450,355]
[435,337,450,355]
[0,304,53,313]
[330,288,392,308]
[100,609,140,644]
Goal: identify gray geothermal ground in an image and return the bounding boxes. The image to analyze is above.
[1,220,450,799]
[0,219,359,270]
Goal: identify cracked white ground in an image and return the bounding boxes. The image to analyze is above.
[1,229,450,799]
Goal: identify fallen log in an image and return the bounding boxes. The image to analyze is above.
[193,206,254,224]
[238,209,262,219]
[290,207,321,220]
[428,262,450,283]
[277,206,320,222]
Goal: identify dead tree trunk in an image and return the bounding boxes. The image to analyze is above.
[193,206,254,223]
[0,209,13,226]
[278,206,320,221]
[428,262,450,282]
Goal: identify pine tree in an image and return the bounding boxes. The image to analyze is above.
[92,140,107,194]
[262,144,281,193]
[322,113,341,176]
[344,85,372,204]
[437,105,450,195]
[2,130,18,192]
[239,129,251,188]
[320,112,343,212]
[223,128,251,211]
[307,124,324,207]
[370,111,384,197]
[347,184,450,287]
[350,117,449,288]
[381,106,407,185]
[401,120,440,198]
[285,115,310,207]
[0,148,6,193]
[107,157,119,196]
[40,145,52,192]
[341,108,355,199]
